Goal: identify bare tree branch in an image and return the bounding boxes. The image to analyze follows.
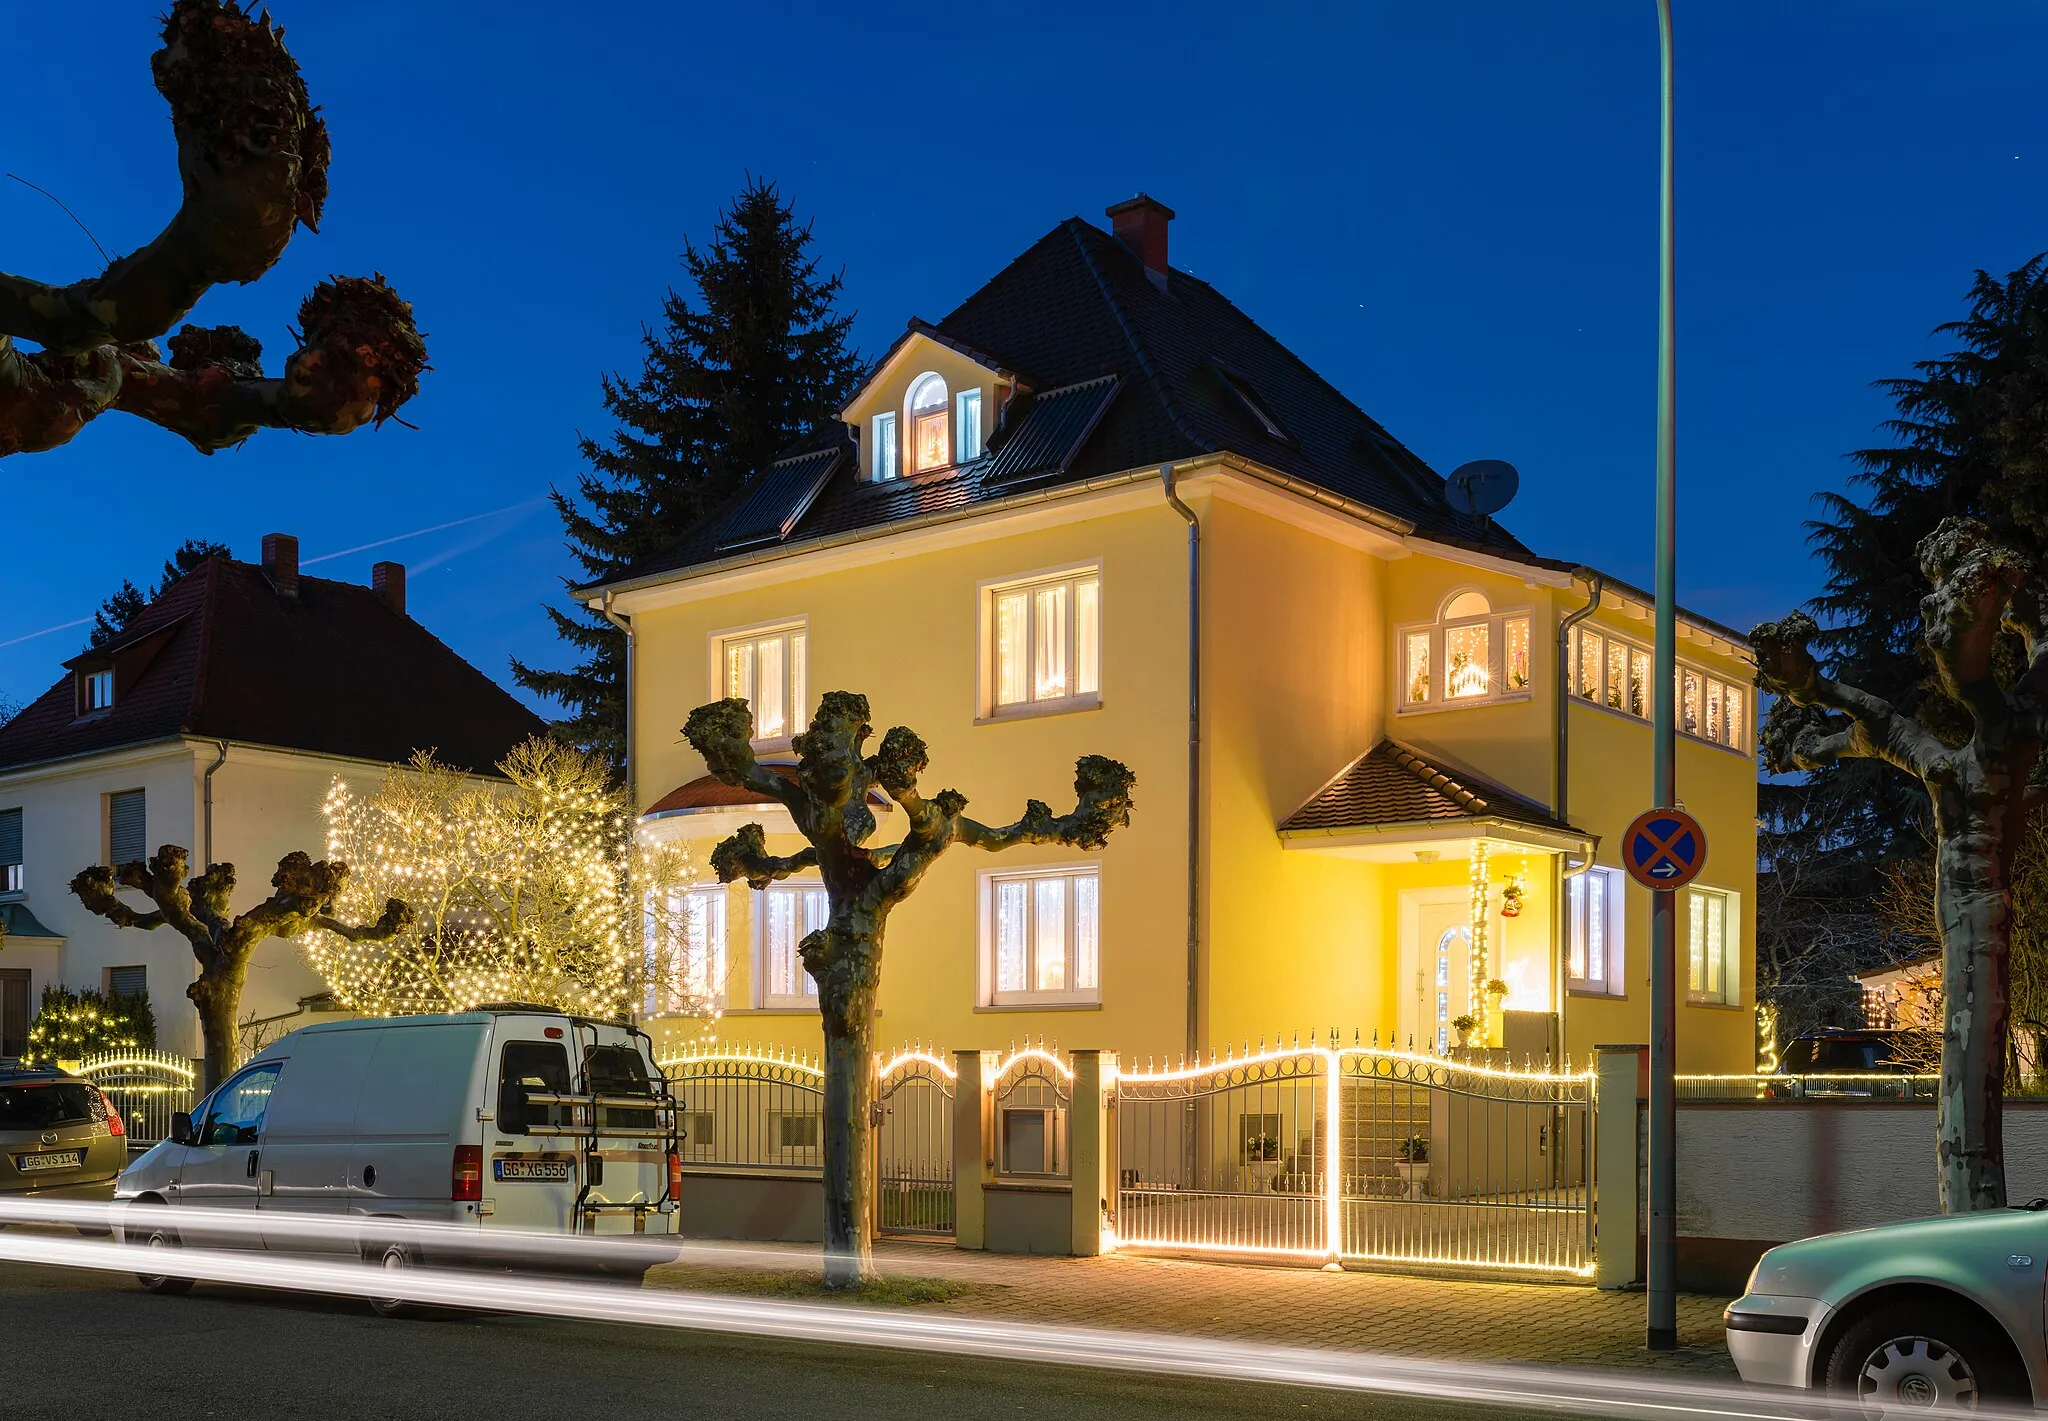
[1753,610,1946,777]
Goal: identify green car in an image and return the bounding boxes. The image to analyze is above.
[0,1067,128,1206]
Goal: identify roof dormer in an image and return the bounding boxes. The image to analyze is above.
[840,321,1031,483]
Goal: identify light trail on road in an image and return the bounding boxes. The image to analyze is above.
[0,1201,1941,1421]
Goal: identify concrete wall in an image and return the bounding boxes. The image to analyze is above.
[676,1172,826,1244]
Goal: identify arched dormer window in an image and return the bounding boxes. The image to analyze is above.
[908,372,950,472]
[1399,587,1531,709]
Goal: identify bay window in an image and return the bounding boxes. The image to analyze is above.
[1567,625,1748,752]
[984,865,1100,1006]
[1398,590,1530,709]
[759,882,828,1008]
[986,567,1100,715]
[718,621,807,745]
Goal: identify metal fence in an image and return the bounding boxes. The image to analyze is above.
[1115,1039,1595,1279]
[74,1049,196,1146]
[992,1048,1072,1180]
[1677,1073,1939,1101]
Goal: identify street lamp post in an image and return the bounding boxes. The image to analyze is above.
[1646,0,1681,1353]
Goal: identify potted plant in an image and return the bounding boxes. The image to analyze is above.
[1394,1135,1430,1200]
[1452,1013,1476,1049]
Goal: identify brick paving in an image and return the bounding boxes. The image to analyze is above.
[647,1241,1735,1376]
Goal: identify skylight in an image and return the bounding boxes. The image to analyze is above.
[1215,365,1288,441]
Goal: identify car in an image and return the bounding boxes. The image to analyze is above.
[0,1065,128,1206]
[1778,1028,1913,1075]
[1726,1202,2048,1409]
[115,1007,683,1310]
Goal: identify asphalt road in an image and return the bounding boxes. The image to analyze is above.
[1,1260,1590,1421]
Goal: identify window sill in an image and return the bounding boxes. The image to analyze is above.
[725,1005,822,1016]
[976,1000,1101,1013]
[1395,691,1533,716]
[975,696,1102,727]
[1567,986,1626,1000]
[1686,997,1745,1011]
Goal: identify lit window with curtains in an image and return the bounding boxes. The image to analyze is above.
[909,372,950,472]
[1399,590,1530,709]
[760,882,827,1008]
[644,887,727,1015]
[956,388,983,460]
[871,412,899,481]
[1566,625,1748,753]
[989,568,1100,714]
[1567,867,1623,995]
[1687,886,1736,1004]
[987,866,1099,1005]
[720,623,807,743]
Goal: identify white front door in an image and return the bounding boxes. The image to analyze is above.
[1398,891,1473,1055]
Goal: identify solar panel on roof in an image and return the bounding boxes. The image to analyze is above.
[982,376,1119,485]
[715,447,844,552]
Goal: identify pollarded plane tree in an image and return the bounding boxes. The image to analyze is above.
[1754,517,2048,1213]
[685,692,1135,1286]
[71,848,411,1091]
[0,0,426,460]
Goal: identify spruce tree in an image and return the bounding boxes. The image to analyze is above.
[514,178,862,769]
[90,538,232,647]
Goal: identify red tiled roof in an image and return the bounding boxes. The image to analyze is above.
[0,557,547,775]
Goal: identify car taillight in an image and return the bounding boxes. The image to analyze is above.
[667,1149,682,1199]
[96,1088,125,1138]
[452,1144,483,1201]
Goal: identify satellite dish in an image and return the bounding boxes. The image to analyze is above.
[1446,460,1521,519]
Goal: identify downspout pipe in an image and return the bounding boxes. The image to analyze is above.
[1554,570,1603,1061]
[1161,465,1201,1060]
[598,591,636,809]
[202,740,229,867]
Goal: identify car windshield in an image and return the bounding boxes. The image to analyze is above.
[0,1082,100,1129]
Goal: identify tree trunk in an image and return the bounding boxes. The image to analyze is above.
[187,963,245,1093]
[1934,811,2014,1212]
[818,974,876,1289]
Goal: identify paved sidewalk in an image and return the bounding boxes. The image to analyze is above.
[647,1242,1736,1376]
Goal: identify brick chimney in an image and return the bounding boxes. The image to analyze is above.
[372,560,406,617]
[1106,194,1175,285]
[261,532,299,599]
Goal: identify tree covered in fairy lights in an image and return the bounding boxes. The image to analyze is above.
[309,739,712,1025]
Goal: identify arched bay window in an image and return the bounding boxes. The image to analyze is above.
[908,372,950,473]
[1399,588,1531,709]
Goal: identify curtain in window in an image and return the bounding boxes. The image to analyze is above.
[995,880,1028,992]
[1075,578,1099,696]
[995,592,1029,706]
[1033,583,1068,700]
[1033,877,1067,991]
[1074,873,1098,990]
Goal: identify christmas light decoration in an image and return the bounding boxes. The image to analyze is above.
[21,984,155,1064]
[1467,841,1492,1047]
[308,739,714,1024]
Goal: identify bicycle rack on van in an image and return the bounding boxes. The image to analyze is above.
[521,1025,682,1234]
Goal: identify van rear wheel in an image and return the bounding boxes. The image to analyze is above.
[366,1242,423,1318]
[132,1208,194,1296]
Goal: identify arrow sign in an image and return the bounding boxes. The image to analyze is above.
[1623,807,1708,891]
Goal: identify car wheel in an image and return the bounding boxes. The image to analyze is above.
[131,1209,194,1296]
[1825,1302,2025,1412]
[367,1241,424,1319]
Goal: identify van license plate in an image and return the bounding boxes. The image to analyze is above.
[495,1158,571,1182]
[17,1151,82,1173]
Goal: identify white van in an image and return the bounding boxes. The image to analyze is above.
[116,1008,681,1302]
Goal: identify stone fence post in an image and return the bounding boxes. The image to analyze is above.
[1594,1043,1646,1289]
[1069,1050,1116,1256]
[953,1049,995,1250]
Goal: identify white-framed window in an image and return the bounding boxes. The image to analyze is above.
[909,372,950,473]
[1567,867,1624,996]
[1398,589,1531,710]
[106,788,145,867]
[1567,625,1749,753]
[956,388,984,461]
[82,669,114,713]
[871,412,899,482]
[985,566,1101,716]
[1687,885,1738,1005]
[0,807,20,895]
[758,881,827,1009]
[982,865,1100,1006]
[643,887,727,1016]
[716,621,807,746]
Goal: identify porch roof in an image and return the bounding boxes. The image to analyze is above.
[1279,740,1590,856]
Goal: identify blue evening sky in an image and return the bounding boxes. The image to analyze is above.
[4,1,2043,715]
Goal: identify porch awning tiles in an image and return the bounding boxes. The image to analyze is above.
[1278,739,1594,859]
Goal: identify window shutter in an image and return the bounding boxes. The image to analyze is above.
[108,965,148,999]
[108,789,146,866]
[0,808,20,868]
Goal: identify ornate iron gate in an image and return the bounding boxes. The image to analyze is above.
[74,1049,195,1146]
[875,1051,955,1236]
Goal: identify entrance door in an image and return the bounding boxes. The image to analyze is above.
[0,971,28,1058]
[1397,892,1472,1055]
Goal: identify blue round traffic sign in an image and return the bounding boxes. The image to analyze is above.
[1623,807,1708,890]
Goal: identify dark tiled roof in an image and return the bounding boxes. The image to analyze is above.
[1280,739,1572,836]
[643,764,892,818]
[598,214,1527,590]
[0,558,547,775]
[983,376,1120,485]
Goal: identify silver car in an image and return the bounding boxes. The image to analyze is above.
[1727,1203,2048,1409]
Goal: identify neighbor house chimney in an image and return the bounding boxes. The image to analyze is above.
[372,560,406,617]
[261,532,299,599]
[1106,193,1175,284]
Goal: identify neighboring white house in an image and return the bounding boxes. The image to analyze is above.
[0,535,545,1061]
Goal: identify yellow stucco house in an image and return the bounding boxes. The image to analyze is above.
[583,196,1758,1074]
